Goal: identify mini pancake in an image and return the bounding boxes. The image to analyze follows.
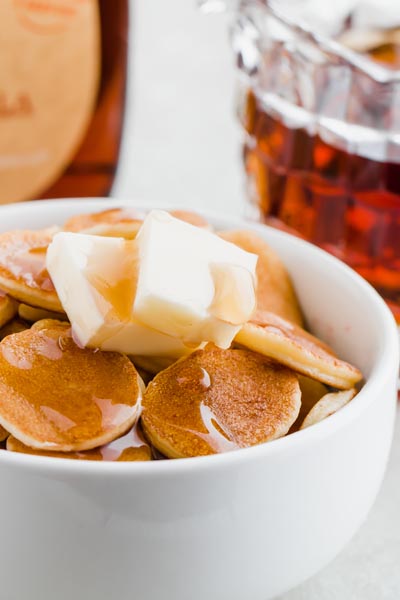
[289,375,328,433]
[0,318,29,341]
[169,210,211,229]
[235,310,363,390]
[220,229,303,325]
[0,425,9,442]
[64,208,145,239]
[18,303,67,323]
[0,294,18,328]
[142,344,301,458]
[300,388,357,430]
[31,318,63,332]
[6,422,151,461]
[0,320,142,451]
[64,208,210,239]
[0,228,62,312]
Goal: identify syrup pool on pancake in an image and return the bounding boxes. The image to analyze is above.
[0,320,143,452]
[0,228,62,312]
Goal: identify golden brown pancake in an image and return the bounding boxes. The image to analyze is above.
[169,210,211,229]
[142,344,301,458]
[220,229,303,325]
[0,228,62,312]
[31,318,63,332]
[289,375,328,433]
[0,425,9,442]
[64,208,210,239]
[7,422,151,461]
[63,207,144,239]
[300,388,357,429]
[0,318,29,341]
[0,320,142,451]
[18,303,66,323]
[235,310,363,389]
[0,293,18,328]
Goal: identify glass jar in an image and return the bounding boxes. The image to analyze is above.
[203,0,400,321]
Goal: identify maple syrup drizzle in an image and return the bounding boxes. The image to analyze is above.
[198,402,239,453]
[209,263,255,325]
[85,239,138,323]
[173,365,238,453]
[93,396,138,430]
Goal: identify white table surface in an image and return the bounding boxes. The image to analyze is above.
[113,2,400,598]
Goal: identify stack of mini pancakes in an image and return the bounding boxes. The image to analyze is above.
[0,208,362,461]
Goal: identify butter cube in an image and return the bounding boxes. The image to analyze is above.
[134,210,257,348]
[46,232,193,358]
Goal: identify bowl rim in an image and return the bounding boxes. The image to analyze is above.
[0,198,398,478]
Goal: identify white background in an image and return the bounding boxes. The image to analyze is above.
[114,1,400,598]
[114,0,243,215]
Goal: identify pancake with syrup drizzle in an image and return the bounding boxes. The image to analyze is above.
[0,320,142,452]
[235,310,363,389]
[64,208,145,239]
[64,207,210,239]
[300,388,357,430]
[141,344,301,458]
[0,293,18,328]
[0,228,63,312]
[219,230,303,326]
[7,422,151,461]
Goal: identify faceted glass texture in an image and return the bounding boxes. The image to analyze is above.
[226,0,400,320]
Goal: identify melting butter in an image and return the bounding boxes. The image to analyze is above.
[47,210,257,354]
[47,232,194,358]
[85,239,139,323]
[209,263,256,325]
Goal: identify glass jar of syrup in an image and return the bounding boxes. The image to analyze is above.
[202,0,400,321]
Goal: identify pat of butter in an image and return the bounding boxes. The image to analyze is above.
[134,210,258,348]
[46,232,194,358]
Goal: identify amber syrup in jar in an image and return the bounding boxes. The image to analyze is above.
[242,35,400,320]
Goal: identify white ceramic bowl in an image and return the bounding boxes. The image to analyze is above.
[0,199,398,600]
